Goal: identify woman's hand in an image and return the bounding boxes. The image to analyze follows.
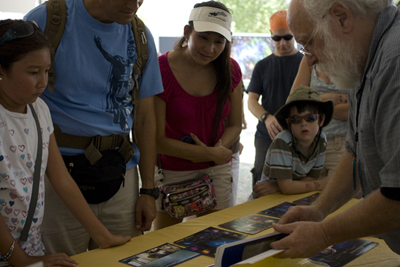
[191,134,232,165]
[210,139,232,165]
[320,93,348,105]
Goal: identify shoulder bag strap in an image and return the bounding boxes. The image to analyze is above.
[130,15,148,144]
[20,104,42,242]
[44,0,67,93]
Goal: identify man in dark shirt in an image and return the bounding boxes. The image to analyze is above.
[247,10,303,190]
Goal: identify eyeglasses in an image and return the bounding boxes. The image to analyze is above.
[0,21,39,47]
[288,114,319,124]
[299,34,313,56]
[271,34,293,42]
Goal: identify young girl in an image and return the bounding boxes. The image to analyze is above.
[0,20,130,267]
[154,1,243,229]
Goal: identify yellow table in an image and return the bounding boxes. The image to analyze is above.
[71,192,400,266]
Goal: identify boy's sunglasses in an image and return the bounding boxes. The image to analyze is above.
[271,34,293,42]
[0,21,39,47]
[288,114,320,124]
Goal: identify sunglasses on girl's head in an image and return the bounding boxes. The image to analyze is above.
[288,114,320,124]
[0,21,39,47]
[271,34,293,42]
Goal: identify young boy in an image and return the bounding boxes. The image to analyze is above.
[250,86,334,199]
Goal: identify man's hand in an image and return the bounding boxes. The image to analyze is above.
[265,115,283,140]
[135,194,157,231]
[93,232,131,250]
[253,180,279,197]
[270,221,330,258]
[267,205,328,258]
[278,205,325,225]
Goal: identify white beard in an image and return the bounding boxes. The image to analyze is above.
[316,32,364,89]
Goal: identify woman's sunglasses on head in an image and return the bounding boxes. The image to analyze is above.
[271,34,293,42]
[288,114,319,124]
[0,21,39,47]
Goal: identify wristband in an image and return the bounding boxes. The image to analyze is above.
[2,239,15,261]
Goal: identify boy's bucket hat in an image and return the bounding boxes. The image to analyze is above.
[274,86,334,130]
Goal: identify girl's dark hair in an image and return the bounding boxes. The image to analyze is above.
[175,1,233,145]
[0,19,52,71]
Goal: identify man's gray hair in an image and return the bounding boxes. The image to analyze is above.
[302,0,393,24]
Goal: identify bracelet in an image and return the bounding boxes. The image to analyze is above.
[2,239,15,261]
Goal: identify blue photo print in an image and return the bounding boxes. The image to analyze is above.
[258,202,297,218]
[174,227,247,257]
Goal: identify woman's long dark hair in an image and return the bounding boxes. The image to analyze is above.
[175,1,233,145]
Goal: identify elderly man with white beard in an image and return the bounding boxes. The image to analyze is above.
[269,0,400,258]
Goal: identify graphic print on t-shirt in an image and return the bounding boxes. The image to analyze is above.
[94,36,138,131]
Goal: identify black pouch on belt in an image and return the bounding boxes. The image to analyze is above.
[63,150,126,204]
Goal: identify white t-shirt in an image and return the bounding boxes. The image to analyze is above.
[0,99,54,256]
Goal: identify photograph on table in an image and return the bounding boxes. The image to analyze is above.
[219,214,278,235]
[308,239,379,267]
[292,193,320,206]
[174,227,247,257]
[119,243,200,267]
[257,202,297,218]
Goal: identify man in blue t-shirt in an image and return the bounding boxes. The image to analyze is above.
[247,10,303,188]
[24,0,163,256]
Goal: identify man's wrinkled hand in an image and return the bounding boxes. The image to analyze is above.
[270,221,330,259]
[278,205,324,225]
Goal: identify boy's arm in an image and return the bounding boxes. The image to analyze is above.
[253,179,280,197]
[277,176,329,195]
[46,133,131,248]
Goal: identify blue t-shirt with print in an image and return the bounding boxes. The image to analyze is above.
[24,0,163,168]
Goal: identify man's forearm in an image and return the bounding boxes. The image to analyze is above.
[136,122,156,188]
[247,93,266,121]
[312,151,359,217]
[322,189,400,245]
[135,97,157,189]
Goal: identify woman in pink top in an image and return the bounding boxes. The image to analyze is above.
[154,1,243,229]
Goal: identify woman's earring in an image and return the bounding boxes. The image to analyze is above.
[0,77,2,80]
